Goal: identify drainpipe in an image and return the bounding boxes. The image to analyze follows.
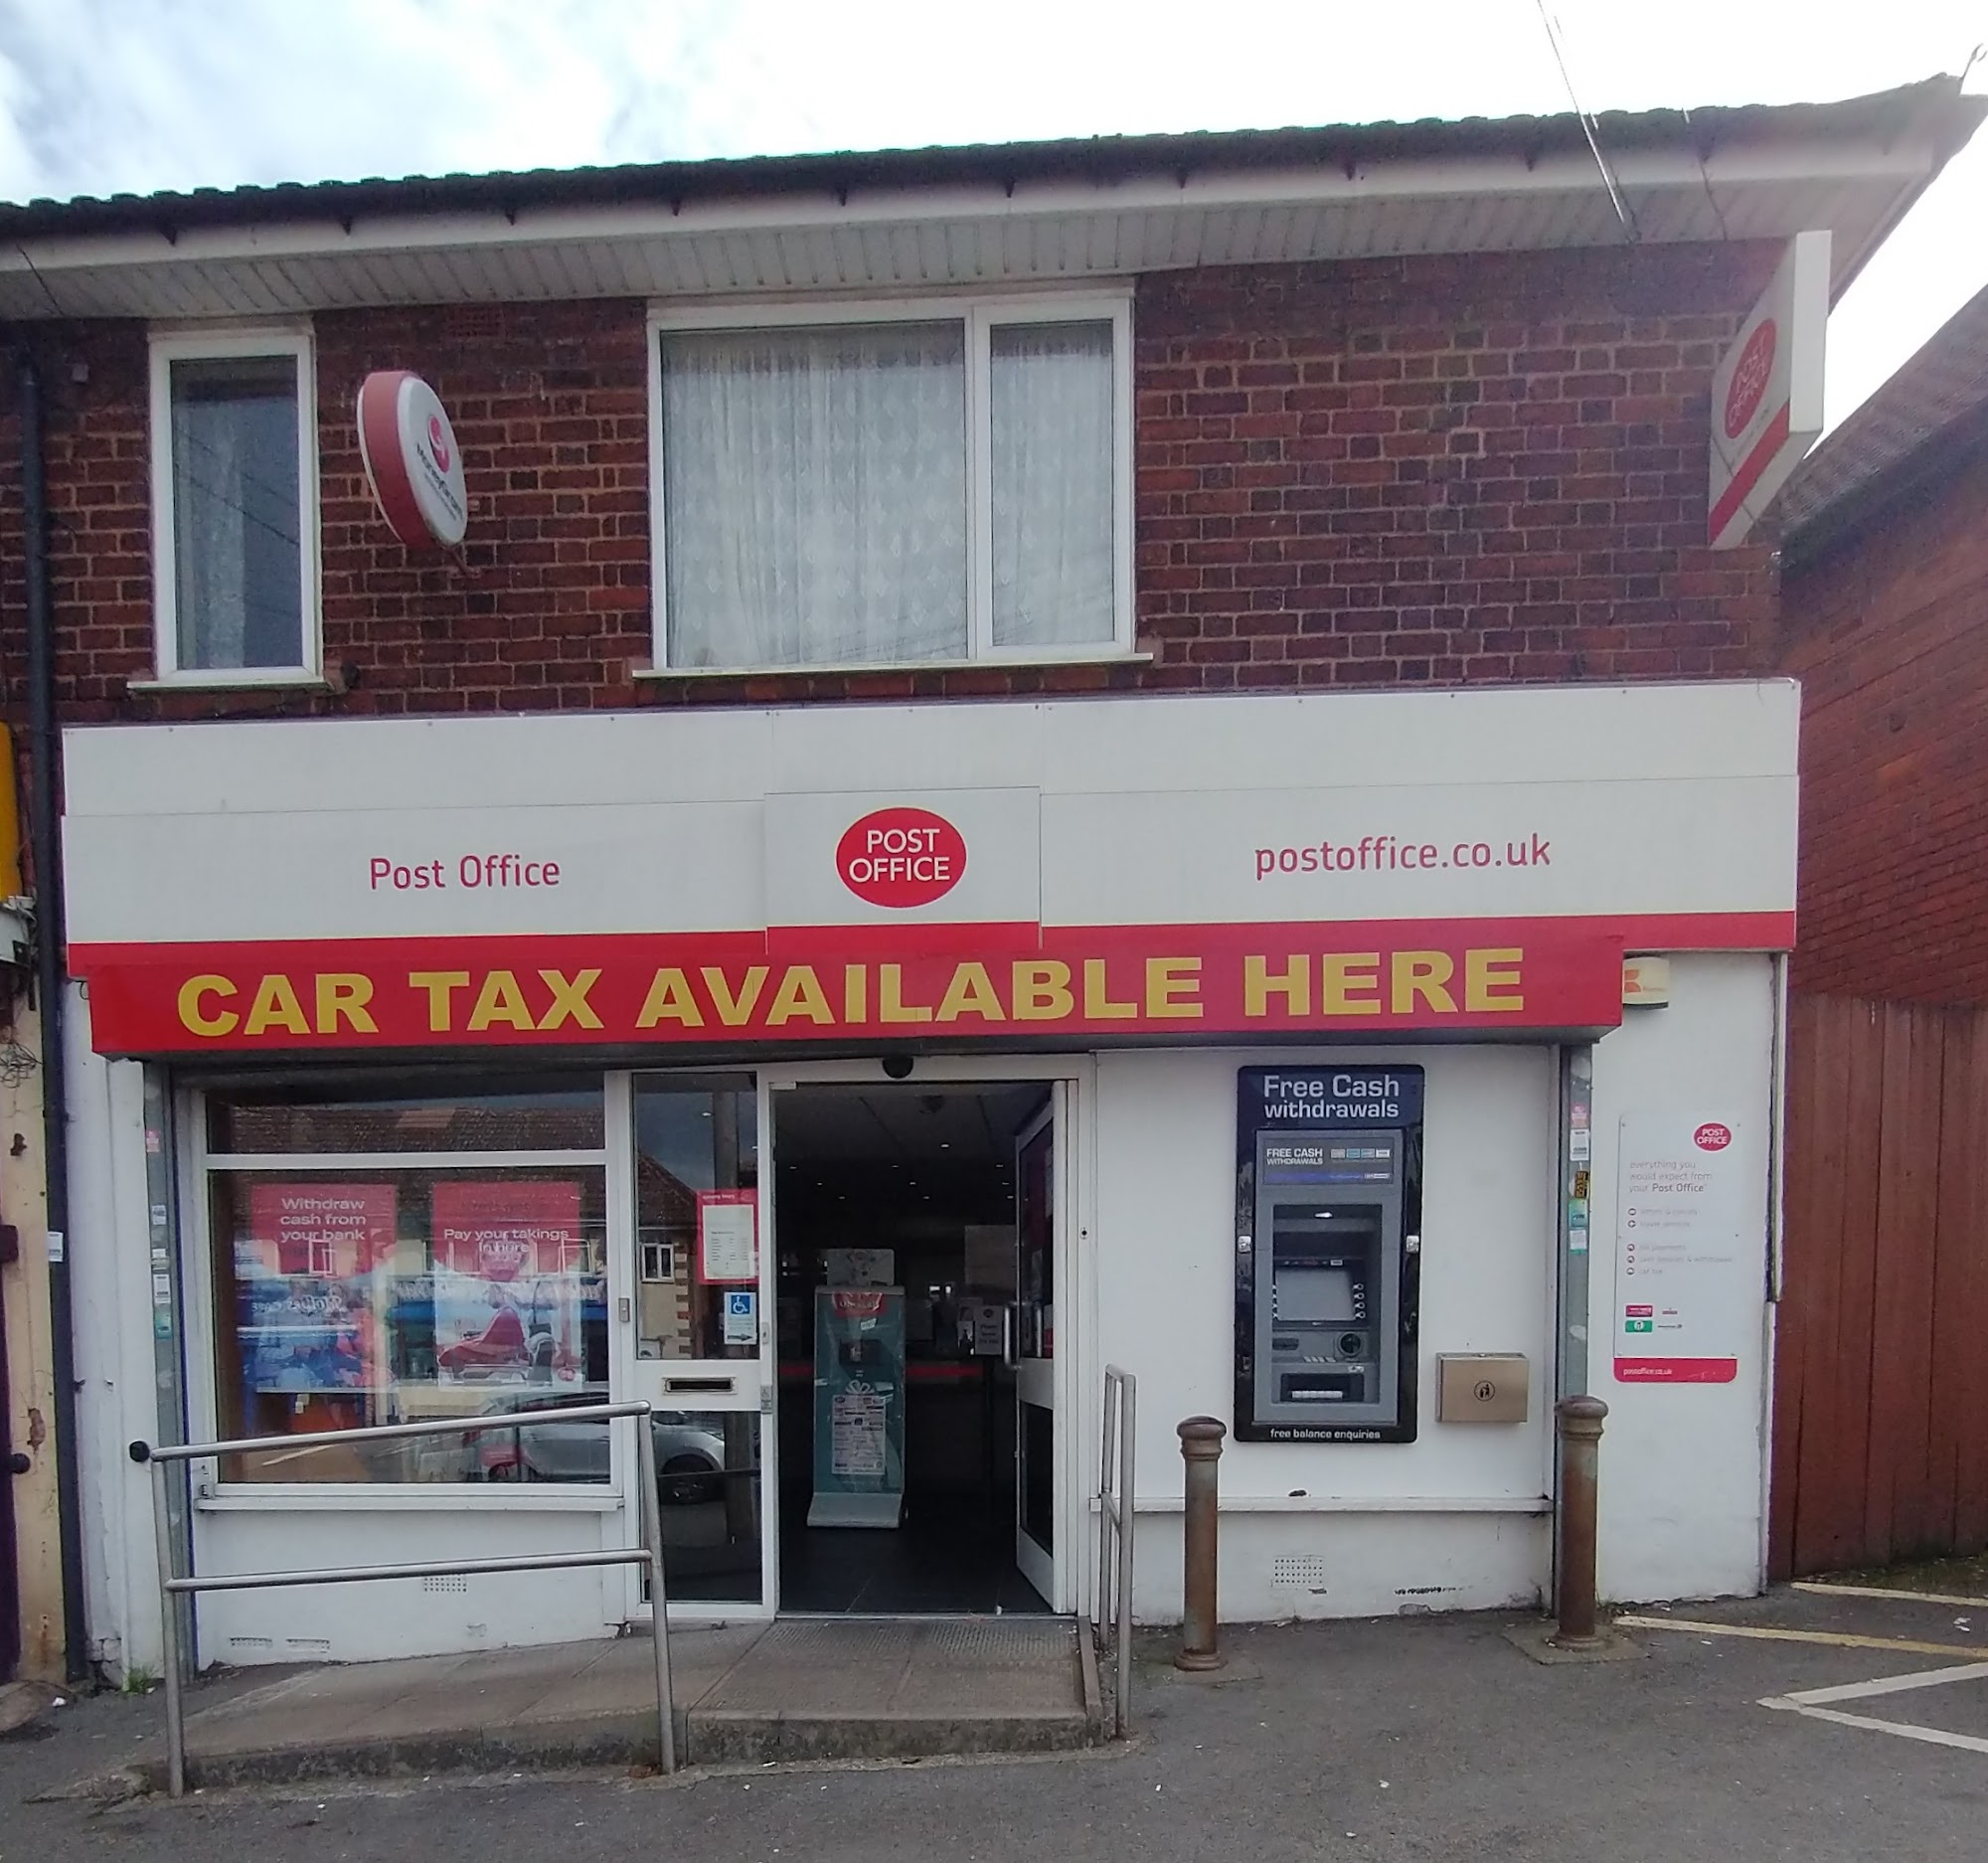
[17,350,89,1685]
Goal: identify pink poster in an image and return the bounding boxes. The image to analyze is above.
[237,1184,397,1394]
[246,1182,398,1276]
[431,1181,588,1386]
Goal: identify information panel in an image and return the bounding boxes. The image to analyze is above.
[1612,1114,1753,1384]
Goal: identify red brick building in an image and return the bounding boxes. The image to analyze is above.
[1770,276,1988,1579]
[0,83,1980,1688]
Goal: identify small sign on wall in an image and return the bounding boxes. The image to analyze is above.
[1612,1114,1752,1383]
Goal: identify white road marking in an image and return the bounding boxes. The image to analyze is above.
[1774,1661,1988,1707]
[1617,1614,1988,1659]
[1793,1581,1988,1609]
[1759,1699,1988,1756]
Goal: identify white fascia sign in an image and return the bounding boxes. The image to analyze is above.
[1708,229,1829,551]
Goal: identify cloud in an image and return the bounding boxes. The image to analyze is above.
[0,0,1981,427]
[0,0,661,200]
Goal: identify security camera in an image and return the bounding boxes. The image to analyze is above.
[881,1055,914,1081]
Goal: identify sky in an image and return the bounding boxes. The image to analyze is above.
[0,0,1982,428]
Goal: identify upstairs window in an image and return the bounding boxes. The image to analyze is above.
[652,296,1131,672]
[149,328,319,680]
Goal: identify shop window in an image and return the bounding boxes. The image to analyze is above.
[148,328,319,682]
[201,1079,607,1484]
[652,296,1130,671]
[632,1075,758,1359]
[207,1078,604,1156]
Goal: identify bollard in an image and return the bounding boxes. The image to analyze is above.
[1175,1416,1227,1671]
[1552,1395,1609,1648]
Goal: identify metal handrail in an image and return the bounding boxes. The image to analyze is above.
[129,1400,674,1796]
[1095,1365,1136,1737]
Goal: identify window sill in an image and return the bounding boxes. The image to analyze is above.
[127,670,339,694]
[194,1486,623,1513]
[631,649,1152,681]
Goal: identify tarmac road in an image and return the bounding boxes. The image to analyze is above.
[7,1592,1988,1863]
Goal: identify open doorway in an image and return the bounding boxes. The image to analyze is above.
[772,1082,1057,1613]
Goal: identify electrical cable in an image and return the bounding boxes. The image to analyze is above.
[1534,0,1640,244]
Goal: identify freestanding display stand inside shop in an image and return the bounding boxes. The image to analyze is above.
[808,1288,907,1528]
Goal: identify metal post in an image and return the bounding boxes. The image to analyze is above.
[1174,1416,1226,1672]
[1095,1375,1117,1651]
[147,1452,186,1799]
[1114,1375,1135,1730]
[634,1408,677,1776]
[1553,1395,1609,1648]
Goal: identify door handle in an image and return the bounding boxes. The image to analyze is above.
[1002,1305,1019,1371]
[6,1451,29,1476]
[664,1376,735,1395]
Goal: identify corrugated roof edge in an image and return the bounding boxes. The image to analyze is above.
[1,76,1979,241]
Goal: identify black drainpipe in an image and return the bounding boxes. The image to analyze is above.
[17,351,90,1685]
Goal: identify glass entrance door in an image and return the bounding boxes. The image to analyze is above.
[1013,1103,1056,1601]
[621,1073,772,1610]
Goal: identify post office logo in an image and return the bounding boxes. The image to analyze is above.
[1693,1121,1733,1152]
[1723,320,1776,439]
[835,807,966,909]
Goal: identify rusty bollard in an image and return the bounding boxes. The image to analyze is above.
[1552,1395,1609,1648]
[1175,1416,1227,1671]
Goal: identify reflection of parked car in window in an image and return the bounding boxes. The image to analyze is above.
[468,1390,729,1502]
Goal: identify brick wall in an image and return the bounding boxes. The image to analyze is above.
[1779,439,1988,1005]
[0,240,1779,726]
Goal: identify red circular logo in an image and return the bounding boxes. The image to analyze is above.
[427,413,452,473]
[835,807,966,909]
[1723,320,1776,439]
[1693,1122,1733,1152]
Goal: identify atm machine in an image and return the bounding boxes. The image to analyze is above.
[1234,1067,1422,1442]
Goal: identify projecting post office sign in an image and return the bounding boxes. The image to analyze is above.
[357,370,469,551]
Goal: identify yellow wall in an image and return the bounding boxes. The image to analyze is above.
[2,998,63,1680]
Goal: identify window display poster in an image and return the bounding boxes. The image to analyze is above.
[1612,1114,1752,1384]
[246,1182,399,1277]
[431,1180,587,1386]
[698,1189,757,1285]
[810,1288,906,1526]
[237,1183,397,1394]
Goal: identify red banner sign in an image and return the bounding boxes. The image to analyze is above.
[67,916,1659,1054]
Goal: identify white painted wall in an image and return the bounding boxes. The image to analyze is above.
[1094,1043,1559,1621]
[189,1509,620,1665]
[1090,972,1776,1625]
[1588,952,1776,1605]
[66,989,166,1680]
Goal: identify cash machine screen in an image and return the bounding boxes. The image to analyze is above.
[1272,1265,1355,1324]
[1235,1068,1423,1442]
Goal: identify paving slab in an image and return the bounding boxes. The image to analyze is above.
[687,1617,1091,1761]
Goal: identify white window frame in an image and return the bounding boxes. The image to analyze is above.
[181,1085,616,1508]
[147,322,322,687]
[645,289,1136,675]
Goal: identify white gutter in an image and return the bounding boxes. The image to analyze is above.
[0,130,1945,286]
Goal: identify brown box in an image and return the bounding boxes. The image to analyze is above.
[1435,1354,1529,1425]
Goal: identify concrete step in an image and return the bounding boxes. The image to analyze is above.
[112,1616,1099,1791]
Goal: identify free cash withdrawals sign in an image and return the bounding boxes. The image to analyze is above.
[1612,1114,1755,1384]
